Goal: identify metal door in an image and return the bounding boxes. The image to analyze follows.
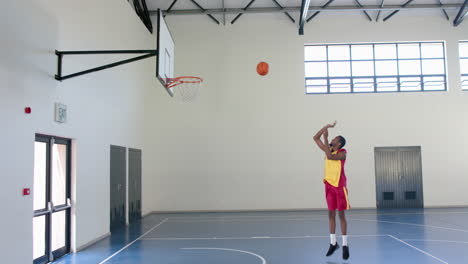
[375,146,423,208]
[128,148,142,223]
[110,145,126,230]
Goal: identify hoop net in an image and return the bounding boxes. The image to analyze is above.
[166,76,203,102]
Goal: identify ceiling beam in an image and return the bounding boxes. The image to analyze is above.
[453,0,468,26]
[272,0,295,23]
[383,0,415,22]
[166,0,179,14]
[189,0,220,24]
[306,0,335,23]
[299,0,312,35]
[437,0,450,20]
[354,0,372,21]
[375,0,385,21]
[153,4,463,16]
[231,0,256,24]
[222,0,226,25]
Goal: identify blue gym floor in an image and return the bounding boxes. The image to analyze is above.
[52,208,468,264]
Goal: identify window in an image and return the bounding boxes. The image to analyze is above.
[460,41,468,90]
[305,42,447,94]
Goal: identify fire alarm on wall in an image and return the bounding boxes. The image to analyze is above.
[23,188,30,196]
[25,107,31,114]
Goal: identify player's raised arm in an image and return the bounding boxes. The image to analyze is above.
[313,126,328,152]
[323,128,339,160]
[314,121,336,152]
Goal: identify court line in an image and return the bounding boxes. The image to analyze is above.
[141,234,386,241]
[165,210,468,221]
[166,216,468,234]
[181,248,266,264]
[98,218,168,264]
[166,217,328,223]
[403,239,468,244]
[350,218,468,233]
[166,215,468,234]
[387,235,448,264]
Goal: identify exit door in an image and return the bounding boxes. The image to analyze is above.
[375,146,424,209]
[33,134,71,264]
[110,145,126,230]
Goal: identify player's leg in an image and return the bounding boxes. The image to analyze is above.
[339,211,350,260]
[326,210,340,256]
[325,184,340,256]
[325,184,338,237]
[337,187,350,260]
[329,210,337,234]
[338,210,347,235]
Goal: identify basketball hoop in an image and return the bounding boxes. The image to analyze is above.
[166,76,203,102]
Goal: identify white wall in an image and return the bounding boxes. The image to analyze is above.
[0,0,157,262]
[1,2,468,263]
[144,10,468,212]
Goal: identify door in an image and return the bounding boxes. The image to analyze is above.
[33,134,71,264]
[110,145,126,230]
[375,146,423,209]
[128,148,142,223]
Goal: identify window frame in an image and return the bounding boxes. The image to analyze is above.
[304,41,447,94]
[460,41,468,90]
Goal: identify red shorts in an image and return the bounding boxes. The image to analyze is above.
[325,182,350,211]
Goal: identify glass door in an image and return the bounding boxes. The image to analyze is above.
[33,134,71,264]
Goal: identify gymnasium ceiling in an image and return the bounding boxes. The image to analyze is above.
[131,0,467,34]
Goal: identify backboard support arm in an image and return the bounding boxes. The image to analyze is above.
[55,49,158,81]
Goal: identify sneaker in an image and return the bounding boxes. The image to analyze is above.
[343,245,350,260]
[326,243,339,256]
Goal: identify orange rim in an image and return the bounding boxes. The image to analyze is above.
[166,76,203,88]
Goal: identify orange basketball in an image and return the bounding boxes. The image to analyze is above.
[256,61,269,76]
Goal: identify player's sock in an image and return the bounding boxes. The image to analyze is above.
[330,234,337,245]
[342,235,348,246]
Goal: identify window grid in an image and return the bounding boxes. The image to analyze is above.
[305,42,447,94]
[419,43,424,91]
[461,41,468,90]
[396,43,400,92]
[443,43,448,91]
[349,45,353,93]
[373,44,376,92]
[326,46,330,93]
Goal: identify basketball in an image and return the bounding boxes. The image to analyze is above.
[256,61,269,76]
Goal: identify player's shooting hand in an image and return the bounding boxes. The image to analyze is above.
[327,120,337,128]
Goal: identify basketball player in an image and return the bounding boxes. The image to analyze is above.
[313,121,350,260]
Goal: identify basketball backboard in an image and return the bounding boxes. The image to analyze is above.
[156,9,175,96]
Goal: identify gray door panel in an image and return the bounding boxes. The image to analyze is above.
[110,145,126,230]
[375,147,423,209]
[128,148,142,223]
